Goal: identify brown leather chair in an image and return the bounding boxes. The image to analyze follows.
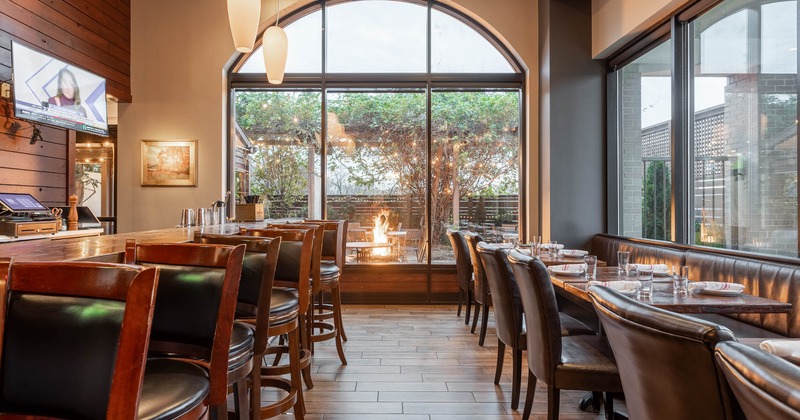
[0,259,161,420]
[239,227,316,392]
[507,250,621,420]
[477,243,595,411]
[588,284,740,420]
[715,341,797,419]
[465,232,490,346]
[447,230,474,325]
[194,233,305,419]
[124,240,246,420]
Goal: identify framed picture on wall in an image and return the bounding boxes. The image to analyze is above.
[141,139,197,187]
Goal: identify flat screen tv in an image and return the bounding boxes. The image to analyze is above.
[11,41,109,137]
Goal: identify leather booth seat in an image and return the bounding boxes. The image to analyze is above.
[592,233,800,338]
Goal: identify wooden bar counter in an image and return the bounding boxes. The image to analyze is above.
[0,223,268,263]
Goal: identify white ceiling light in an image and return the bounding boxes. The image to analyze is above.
[227,0,261,53]
[262,0,288,84]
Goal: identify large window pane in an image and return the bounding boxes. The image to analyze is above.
[326,1,427,73]
[237,11,322,73]
[233,90,322,218]
[326,91,426,264]
[431,90,520,263]
[431,9,515,73]
[691,0,798,256]
[619,41,673,240]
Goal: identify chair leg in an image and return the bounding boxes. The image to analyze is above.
[522,372,536,420]
[547,385,560,420]
[592,391,601,412]
[336,291,348,342]
[478,303,489,347]
[331,284,347,365]
[470,303,480,334]
[249,354,262,420]
[298,313,314,390]
[604,392,615,420]
[233,376,249,420]
[494,339,505,385]
[457,288,464,317]
[289,325,306,418]
[511,348,522,410]
[464,288,473,325]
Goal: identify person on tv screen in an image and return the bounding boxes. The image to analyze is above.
[47,68,87,118]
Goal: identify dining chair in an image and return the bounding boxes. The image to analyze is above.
[507,250,622,420]
[447,230,474,325]
[0,258,161,420]
[465,232,491,346]
[194,233,306,419]
[125,240,246,420]
[715,341,795,419]
[478,243,596,411]
[588,284,740,420]
[239,227,316,391]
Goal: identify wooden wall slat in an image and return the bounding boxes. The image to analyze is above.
[13,0,131,66]
[53,0,131,40]
[0,168,66,187]
[1,150,67,172]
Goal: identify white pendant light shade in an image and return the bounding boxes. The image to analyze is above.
[227,0,261,53]
[262,26,288,84]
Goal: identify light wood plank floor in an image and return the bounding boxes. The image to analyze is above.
[262,304,626,420]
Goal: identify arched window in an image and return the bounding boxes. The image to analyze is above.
[230,0,523,266]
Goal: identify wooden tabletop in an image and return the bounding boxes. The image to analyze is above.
[551,266,792,315]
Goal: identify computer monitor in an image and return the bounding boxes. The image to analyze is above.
[52,206,101,229]
[0,193,50,212]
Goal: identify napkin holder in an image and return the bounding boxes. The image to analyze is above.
[235,203,265,221]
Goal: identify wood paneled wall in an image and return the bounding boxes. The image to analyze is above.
[0,0,130,207]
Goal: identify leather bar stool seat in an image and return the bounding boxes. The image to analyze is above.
[138,359,210,420]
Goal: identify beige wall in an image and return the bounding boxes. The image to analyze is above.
[592,0,689,58]
[119,0,538,233]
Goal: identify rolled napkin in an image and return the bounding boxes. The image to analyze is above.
[588,280,641,294]
[540,243,565,250]
[759,340,800,363]
[630,263,670,276]
[689,281,745,293]
[549,263,587,276]
[561,249,588,258]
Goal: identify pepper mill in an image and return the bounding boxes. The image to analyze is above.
[67,194,79,231]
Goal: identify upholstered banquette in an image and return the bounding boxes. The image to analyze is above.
[591,233,800,338]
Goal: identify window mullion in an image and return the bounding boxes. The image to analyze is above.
[670,15,690,244]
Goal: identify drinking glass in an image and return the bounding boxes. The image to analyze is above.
[617,251,630,275]
[672,265,689,296]
[584,255,597,280]
[531,235,541,257]
[549,240,559,258]
[637,267,654,299]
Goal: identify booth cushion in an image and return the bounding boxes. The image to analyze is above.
[685,250,800,337]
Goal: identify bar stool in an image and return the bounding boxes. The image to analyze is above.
[125,240,247,420]
[239,227,316,392]
[267,223,325,355]
[304,219,348,364]
[0,259,162,420]
[195,232,306,419]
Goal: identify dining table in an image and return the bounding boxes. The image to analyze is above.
[550,266,792,315]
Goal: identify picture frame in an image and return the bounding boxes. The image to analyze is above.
[141,139,197,187]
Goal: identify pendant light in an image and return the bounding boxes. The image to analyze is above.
[262,0,288,84]
[227,0,261,53]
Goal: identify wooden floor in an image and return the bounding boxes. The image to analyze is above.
[263,304,626,420]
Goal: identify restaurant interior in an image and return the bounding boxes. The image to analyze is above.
[0,0,799,418]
